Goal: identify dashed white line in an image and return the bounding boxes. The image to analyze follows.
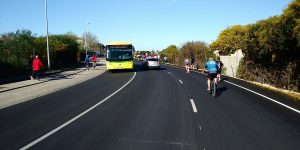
[20,72,137,150]
[224,80,300,114]
[167,72,172,75]
[179,80,183,84]
[190,99,197,113]
[199,125,202,131]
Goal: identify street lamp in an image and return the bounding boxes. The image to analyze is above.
[45,0,50,70]
[84,22,90,55]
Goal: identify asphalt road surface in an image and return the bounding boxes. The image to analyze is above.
[0,62,299,150]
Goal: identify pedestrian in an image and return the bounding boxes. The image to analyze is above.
[184,58,190,73]
[163,56,168,64]
[191,57,195,70]
[31,55,43,80]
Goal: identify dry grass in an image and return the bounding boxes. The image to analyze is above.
[249,81,300,102]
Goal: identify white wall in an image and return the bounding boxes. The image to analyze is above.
[219,49,244,77]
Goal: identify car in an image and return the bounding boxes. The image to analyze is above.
[146,57,160,69]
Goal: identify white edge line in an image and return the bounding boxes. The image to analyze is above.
[179,80,183,84]
[193,70,300,114]
[190,99,197,113]
[224,80,300,114]
[20,72,137,150]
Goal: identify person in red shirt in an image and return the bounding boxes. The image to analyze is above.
[31,55,43,80]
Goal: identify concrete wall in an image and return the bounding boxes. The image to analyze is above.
[219,49,244,77]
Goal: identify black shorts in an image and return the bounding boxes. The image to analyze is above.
[207,73,217,80]
[217,69,221,74]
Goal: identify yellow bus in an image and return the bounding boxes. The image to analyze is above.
[106,41,135,70]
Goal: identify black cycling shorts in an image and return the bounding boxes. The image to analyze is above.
[207,73,217,80]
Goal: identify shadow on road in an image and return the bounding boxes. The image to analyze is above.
[215,85,228,97]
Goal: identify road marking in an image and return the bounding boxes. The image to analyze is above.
[191,70,300,114]
[199,125,202,131]
[20,72,137,150]
[179,80,183,84]
[167,72,172,75]
[224,80,300,114]
[190,99,197,113]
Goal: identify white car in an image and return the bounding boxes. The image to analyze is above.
[146,57,160,69]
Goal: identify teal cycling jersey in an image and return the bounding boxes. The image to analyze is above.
[205,60,218,73]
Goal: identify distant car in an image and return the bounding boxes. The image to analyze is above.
[146,57,160,69]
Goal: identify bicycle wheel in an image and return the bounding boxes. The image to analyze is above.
[211,80,216,97]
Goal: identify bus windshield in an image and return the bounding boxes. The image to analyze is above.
[107,48,133,61]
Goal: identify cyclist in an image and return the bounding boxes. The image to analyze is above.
[85,55,90,70]
[204,57,218,91]
[91,55,97,69]
[216,56,224,82]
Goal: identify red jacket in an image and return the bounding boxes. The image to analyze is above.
[32,58,43,71]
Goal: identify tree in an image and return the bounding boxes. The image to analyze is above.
[0,29,36,76]
[161,45,179,64]
[180,41,209,67]
[82,32,99,51]
[210,25,248,55]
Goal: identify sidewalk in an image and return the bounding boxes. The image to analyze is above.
[0,59,106,109]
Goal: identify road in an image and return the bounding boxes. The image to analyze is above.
[0,62,299,150]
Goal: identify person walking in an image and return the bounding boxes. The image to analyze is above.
[31,55,43,80]
[184,58,190,73]
[191,57,195,70]
[163,56,168,64]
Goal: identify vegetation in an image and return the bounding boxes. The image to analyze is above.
[161,0,299,92]
[0,30,100,77]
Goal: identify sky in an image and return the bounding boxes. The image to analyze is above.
[0,0,292,51]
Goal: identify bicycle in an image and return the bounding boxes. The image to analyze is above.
[209,76,217,97]
[92,61,96,69]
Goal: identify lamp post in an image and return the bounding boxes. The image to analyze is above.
[84,22,90,55]
[45,0,50,70]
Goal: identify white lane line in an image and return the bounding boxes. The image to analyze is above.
[179,80,183,84]
[20,72,137,150]
[167,72,172,75]
[224,80,300,114]
[199,125,202,131]
[192,70,300,114]
[190,99,197,113]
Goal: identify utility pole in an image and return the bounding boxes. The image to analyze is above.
[45,0,50,70]
[84,22,90,55]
